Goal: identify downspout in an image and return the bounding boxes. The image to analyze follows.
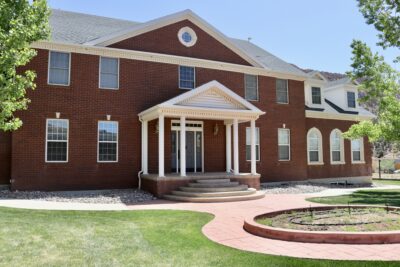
[138,117,144,190]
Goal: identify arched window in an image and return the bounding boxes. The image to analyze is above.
[351,138,365,163]
[307,128,323,164]
[330,129,345,164]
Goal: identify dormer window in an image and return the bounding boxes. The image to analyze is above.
[311,87,321,105]
[347,91,356,108]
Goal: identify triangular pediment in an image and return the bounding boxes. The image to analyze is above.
[176,87,247,110]
[161,80,261,112]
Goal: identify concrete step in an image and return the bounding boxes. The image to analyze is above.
[171,188,257,198]
[195,179,231,184]
[180,185,248,192]
[164,190,265,203]
[188,181,239,188]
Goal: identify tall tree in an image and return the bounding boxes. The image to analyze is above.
[345,0,400,143]
[0,0,50,131]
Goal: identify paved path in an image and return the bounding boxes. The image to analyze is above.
[1,188,400,261]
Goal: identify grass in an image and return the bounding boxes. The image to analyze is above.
[0,208,398,266]
[373,179,400,186]
[308,189,400,207]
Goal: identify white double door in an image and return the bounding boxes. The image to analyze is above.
[171,121,203,173]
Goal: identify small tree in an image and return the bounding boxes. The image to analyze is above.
[344,0,400,143]
[0,0,50,131]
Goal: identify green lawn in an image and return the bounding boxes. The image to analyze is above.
[373,179,400,186]
[308,189,400,207]
[0,208,397,266]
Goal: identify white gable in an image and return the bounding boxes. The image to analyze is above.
[176,87,247,110]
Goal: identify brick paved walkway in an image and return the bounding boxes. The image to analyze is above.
[128,194,400,261]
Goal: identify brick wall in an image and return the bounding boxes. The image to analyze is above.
[110,20,252,66]
[306,118,372,179]
[0,131,11,185]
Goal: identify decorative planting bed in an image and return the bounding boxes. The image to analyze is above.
[244,205,400,244]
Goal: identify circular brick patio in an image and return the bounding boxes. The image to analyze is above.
[128,193,400,261]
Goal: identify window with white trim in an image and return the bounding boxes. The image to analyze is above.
[351,138,364,163]
[330,129,344,163]
[276,79,289,104]
[311,87,322,105]
[244,74,258,101]
[99,57,119,89]
[46,119,68,162]
[98,121,118,162]
[179,66,195,89]
[246,127,260,161]
[278,128,290,160]
[347,91,356,108]
[48,51,70,85]
[307,128,323,164]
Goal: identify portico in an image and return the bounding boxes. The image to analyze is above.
[138,80,265,181]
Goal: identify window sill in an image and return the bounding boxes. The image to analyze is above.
[308,162,324,166]
[331,161,345,165]
[179,87,194,90]
[276,102,289,105]
[352,161,366,164]
[48,82,70,87]
[278,159,291,162]
[99,87,119,90]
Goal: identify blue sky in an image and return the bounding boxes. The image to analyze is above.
[48,0,398,73]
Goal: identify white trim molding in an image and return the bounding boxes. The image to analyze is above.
[330,129,345,165]
[32,41,308,81]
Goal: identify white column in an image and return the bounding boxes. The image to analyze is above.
[141,119,148,175]
[158,115,165,177]
[226,124,232,172]
[250,119,257,175]
[233,118,239,175]
[180,116,186,176]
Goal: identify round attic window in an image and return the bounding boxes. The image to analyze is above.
[178,27,197,47]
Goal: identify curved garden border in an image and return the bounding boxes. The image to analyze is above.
[244,205,400,244]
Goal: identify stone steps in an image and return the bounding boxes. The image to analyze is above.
[164,178,264,203]
[171,188,257,197]
[164,190,265,203]
[187,181,239,188]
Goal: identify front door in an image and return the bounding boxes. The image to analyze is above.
[171,121,203,173]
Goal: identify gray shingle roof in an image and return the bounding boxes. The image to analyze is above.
[49,9,306,77]
[230,38,306,76]
[50,9,140,44]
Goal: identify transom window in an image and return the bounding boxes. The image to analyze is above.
[244,74,258,101]
[48,51,70,86]
[307,128,323,164]
[246,127,260,161]
[46,119,68,162]
[276,79,289,104]
[99,57,119,89]
[311,87,322,105]
[351,138,364,163]
[179,66,195,89]
[330,129,344,163]
[347,91,356,108]
[98,121,118,162]
[278,128,290,161]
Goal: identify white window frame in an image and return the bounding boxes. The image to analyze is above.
[307,127,323,165]
[278,128,291,161]
[311,87,322,105]
[330,129,345,164]
[246,127,260,161]
[244,74,259,101]
[99,56,120,90]
[47,51,71,86]
[178,65,196,90]
[276,79,289,104]
[97,121,119,163]
[346,90,357,109]
[351,138,365,164]
[45,119,69,163]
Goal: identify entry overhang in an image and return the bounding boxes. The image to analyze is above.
[138,80,265,121]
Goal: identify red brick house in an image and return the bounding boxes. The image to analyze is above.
[0,9,374,198]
